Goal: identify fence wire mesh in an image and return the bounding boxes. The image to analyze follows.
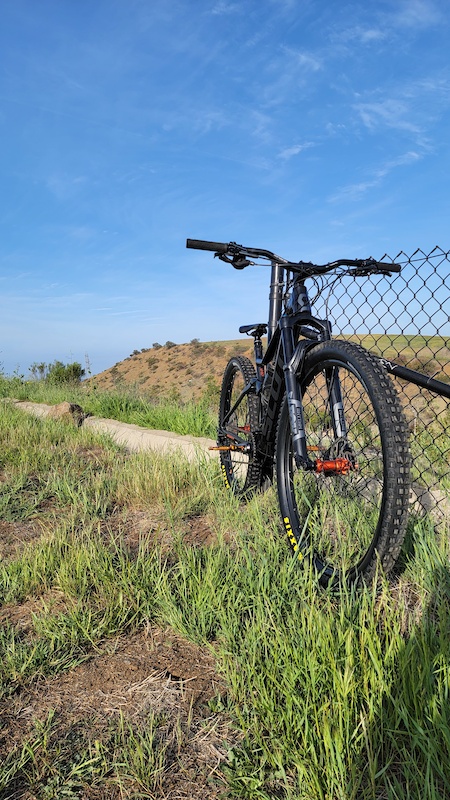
[311,247,450,515]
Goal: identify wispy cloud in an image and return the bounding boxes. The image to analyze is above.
[331,0,441,51]
[247,110,275,145]
[277,142,315,160]
[210,1,240,14]
[353,73,450,147]
[355,98,422,134]
[260,45,323,107]
[282,46,322,73]
[329,151,421,202]
[394,0,441,29]
[334,24,387,44]
[45,173,88,201]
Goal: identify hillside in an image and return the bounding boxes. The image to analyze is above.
[89,334,450,433]
[91,338,255,400]
[91,334,450,401]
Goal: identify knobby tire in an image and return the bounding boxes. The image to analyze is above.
[218,356,262,497]
[276,341,410,586]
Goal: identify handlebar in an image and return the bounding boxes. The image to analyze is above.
[186,238,401,277]
[186,239,229,254]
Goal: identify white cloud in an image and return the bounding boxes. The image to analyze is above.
[282,46,322,73]
[277,142,315,160]
[394,0,441,29]
[329,151,422,202]
[210,1,240,14]
[259,46,323,109]
[355,98,421,134]
[331,0,441,51]
[334,25,387,44]
[353,73,450,147]
[45,173,88,201]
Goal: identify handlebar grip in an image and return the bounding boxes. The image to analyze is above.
[186,238,229,254]
[377,262,401,274]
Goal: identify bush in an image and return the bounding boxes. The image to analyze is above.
[165,341,176,349]
[29,362,47,380]
[152,343,162,350]
[46,361,85,384]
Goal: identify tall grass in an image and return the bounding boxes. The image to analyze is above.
[0,375,217,437]
[1,403,450,797]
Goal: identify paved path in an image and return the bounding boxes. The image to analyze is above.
[11,400,217,462]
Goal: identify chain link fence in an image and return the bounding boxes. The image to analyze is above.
[311,247,450,515]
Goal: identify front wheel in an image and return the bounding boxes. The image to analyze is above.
[276,341,410,586]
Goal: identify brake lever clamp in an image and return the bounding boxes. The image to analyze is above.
[349,267,377,277]
[216,253,252,269]
[232,256,252,269]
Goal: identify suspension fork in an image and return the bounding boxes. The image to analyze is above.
[325,366,348,440]
[281,324,350,472]
[279,273,349,472]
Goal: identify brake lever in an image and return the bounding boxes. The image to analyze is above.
[349,261,397,277]
[232,256,252,269]
[349,267,392,277]
[216,252,252,269]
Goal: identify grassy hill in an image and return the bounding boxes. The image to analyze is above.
[91,338,255,401]
[91,334,450,402]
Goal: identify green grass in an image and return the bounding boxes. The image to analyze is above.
[1,403,450,797]
[0,375,217,438]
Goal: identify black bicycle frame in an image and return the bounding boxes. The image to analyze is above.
[258,268,345,470]
[380,359,450,400]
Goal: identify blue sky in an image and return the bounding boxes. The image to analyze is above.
[1,0,450,376]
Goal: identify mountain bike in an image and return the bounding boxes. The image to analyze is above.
[186,238,411,587]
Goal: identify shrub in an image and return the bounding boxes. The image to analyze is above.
[29,362,48,380]
[45,361,85,384]
[165,341,176,349]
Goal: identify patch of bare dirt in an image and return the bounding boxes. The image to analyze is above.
[182,515,218,548]
[100,510,220,558]
[0,589,70,634]
[6,627,225,729]
[74,444,111,464]
[1,627,233,799]
[99,508,164,557]
[0,519,46,563]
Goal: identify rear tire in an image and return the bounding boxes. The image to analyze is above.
[218,356,262,497]
[276,341,410,586]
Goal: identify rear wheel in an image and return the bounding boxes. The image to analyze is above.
[218,356,262,497]
[276,341,410,586]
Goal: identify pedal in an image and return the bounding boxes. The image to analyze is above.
[209,444,249,452]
